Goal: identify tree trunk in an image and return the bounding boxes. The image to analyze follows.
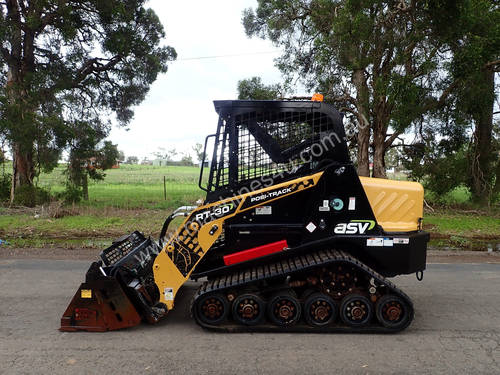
[5,5,37,203]
[469,68,495,205]
[493,159,500,199]
[371,97,391,179]
[352,69,370,176]
[82,174,89,201]
[10,143,35,202]
[372,132,387,178]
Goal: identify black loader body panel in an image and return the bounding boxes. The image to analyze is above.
[192,163,427,280]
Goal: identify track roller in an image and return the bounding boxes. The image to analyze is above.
[267,291,301,327]
[304,292,337,327]
[195,293,229,325]
[340,294,373,327]
[375,294,411,329]
[232,294,266,326]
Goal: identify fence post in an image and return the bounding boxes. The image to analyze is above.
[163,176,166,200]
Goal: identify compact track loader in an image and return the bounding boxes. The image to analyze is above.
[61,98,429,333]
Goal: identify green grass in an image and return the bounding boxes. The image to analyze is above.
[2,163,208,209]
[424,210,500,250]
[424,186,471,206]
[0,214,124,233]
[425,212,500,236]
[0,208,189,248]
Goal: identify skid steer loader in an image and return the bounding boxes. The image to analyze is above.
[60,98,429,333]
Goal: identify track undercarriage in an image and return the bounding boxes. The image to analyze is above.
[192,249,414,333]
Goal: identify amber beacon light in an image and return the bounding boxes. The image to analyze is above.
[311,93,324,102]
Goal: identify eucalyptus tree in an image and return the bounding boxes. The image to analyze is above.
[243,0,445,177]
[0,0,176,201]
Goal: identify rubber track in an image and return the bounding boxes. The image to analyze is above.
[191,249,414,333]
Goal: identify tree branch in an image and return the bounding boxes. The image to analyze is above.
[422,79,460,112]
[484,59,500,70]
[43,55,123,98]
[384,131,402,149]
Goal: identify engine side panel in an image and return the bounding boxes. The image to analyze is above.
[359,176,424,232]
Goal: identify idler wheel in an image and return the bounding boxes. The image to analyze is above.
[196,293,229,325]
[232,294,266,326]
[375,294,411,329]
[267,291,301,327]
[340,294,373,327]
[304,292,337,327]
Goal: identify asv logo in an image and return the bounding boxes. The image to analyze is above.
[334,220,375,235]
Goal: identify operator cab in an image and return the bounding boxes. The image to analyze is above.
[199,100,350,203]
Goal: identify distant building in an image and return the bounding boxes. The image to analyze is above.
[153,159,169,166]
[86,157,120,170]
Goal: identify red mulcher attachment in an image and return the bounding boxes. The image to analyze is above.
[60,270,142,332]
[60,232,166,332]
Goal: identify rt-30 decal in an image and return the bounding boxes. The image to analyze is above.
[333,220,376,235]
[194,202,237,222]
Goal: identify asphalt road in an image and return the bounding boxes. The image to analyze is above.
[0,259,499,374]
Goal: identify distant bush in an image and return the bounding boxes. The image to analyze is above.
[13,185,52,207]
[56,183,82,204]
[0,173,11,202]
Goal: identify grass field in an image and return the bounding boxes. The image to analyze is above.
[20,164,208,209]
[1,162,476,209]
[0,163,499,250]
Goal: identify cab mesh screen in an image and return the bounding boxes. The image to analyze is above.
[208,109,336,192]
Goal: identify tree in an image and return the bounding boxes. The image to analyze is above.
[243,1,446,178]
[419,0,500,204]
[67,140,120,201]
[126,156,139,164]
[237,76,281,100]
[192,143,204,164]
[180,153,193,166]
[401,116,470,199]
[153,147,177,161]
[446,1,499,204]
[0,144,4,165]
[0,1,176,202]
[118,150,125,164]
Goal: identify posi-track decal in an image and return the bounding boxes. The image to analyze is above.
[240,178,314,210]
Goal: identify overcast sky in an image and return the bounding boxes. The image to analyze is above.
[108,0,297,161]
